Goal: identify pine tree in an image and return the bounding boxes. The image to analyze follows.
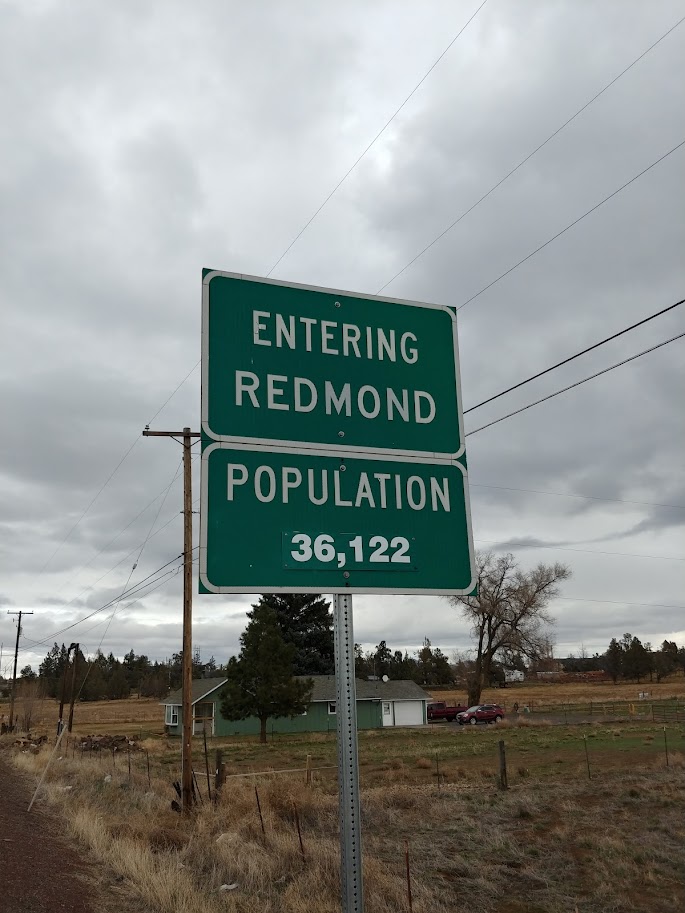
[220,604,313,743]
[249,594,334,675]
[604,638,623,683]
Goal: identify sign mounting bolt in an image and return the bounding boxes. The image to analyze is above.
[338,431,344,438]
[343,571,350,578]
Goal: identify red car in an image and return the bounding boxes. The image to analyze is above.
[456,704,504,725]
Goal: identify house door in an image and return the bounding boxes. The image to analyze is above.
[382,701,394,726]
[193,701,215,736]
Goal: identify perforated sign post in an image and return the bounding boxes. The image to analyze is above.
[199,271,476,913]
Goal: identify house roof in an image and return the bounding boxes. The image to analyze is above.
[302,675,431,703]
[161,677,228,706]
[161,675,430,707]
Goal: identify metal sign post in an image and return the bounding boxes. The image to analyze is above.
[333,594,363,912]
[198,269,477,912]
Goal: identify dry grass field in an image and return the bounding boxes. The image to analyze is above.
[2,672,683,742]
[0,696,165,737]
[439,675,685,709]
[4,677,683,912]
[9,724,685,913]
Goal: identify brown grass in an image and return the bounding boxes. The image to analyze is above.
[0,697,165,737]
[2,672,682,742]
[11,739,685,913]
[434,672,685,707]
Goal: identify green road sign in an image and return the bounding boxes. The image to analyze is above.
[199,443,475,595]
[202,271,465,459]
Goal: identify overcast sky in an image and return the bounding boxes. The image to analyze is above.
[1,0,684,675]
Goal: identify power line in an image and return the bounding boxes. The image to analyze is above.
[55,460,185,594]
[79,457,184,663]
[265,0,489,278]
[464,297,685,414]
[68,567,184,645]
[469,482,685,511]
[556,596,685,610]
[55,463,198,615]
[146,361,200,428]
[38,435,141,574]
[21,552,193,650]
[475,538,685,561]
[37,370,199,580]
[456,138,685,312]
[95,13,683,469]
[377,14,685,294]
[466,330,685,436]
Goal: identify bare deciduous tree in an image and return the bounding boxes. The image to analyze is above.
[446,552,570,706]
[16,680,43,733]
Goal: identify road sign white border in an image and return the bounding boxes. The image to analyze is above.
[201,270,466,461]
[199,440,476,596]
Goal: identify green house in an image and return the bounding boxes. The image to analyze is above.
[161,675,430,737]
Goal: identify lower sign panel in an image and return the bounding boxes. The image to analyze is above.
[199,442,475,594]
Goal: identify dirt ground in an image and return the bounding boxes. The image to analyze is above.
[0,753,147,913]
[0,754,97,913]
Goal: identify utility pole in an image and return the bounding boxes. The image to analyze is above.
[8,611,33,731]
[58,643,77,733]
[143,426,199,814]
[67,643,80,732]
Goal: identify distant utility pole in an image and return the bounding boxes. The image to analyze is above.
[57,643,78,734]
[67,643,80,733]
[143,425,199,814]
[7,610,33,730]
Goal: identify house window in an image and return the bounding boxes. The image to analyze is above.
[383,702,391,716]
[165,705,179,726]
[328,702,336,714]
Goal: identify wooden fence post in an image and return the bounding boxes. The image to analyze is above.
[203,725,212,803]
[255,785,265,835]
[305,754,312,786]
[405,840,413,913]
[583,736,591,780]
[214,749,225,803]
[293,802,306,863]
[498,740,508,790]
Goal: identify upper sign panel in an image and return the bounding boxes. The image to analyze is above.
[202,271,465,458]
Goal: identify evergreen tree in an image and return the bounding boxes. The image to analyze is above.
[107,667,131,700]
[249,594,334,675]
[38,643,70,698]
[372,641,392,677]
[620,634,651,682]
[220,605,313,743]
[604,638,623,683]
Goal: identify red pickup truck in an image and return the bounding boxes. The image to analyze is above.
[427,701,468,722]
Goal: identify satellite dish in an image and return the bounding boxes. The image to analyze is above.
[382,674,389,682]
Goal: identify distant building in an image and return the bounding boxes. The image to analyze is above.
[161,675,431,736]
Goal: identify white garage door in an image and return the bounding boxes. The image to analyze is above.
[392,701,424,726]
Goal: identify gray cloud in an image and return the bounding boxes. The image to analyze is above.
[1,1,683,672]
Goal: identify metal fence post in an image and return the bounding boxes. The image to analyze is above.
[334,593,364,913]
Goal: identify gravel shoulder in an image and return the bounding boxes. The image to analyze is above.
[0,753,98,913]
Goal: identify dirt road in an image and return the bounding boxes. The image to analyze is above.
[0,754,95,913]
